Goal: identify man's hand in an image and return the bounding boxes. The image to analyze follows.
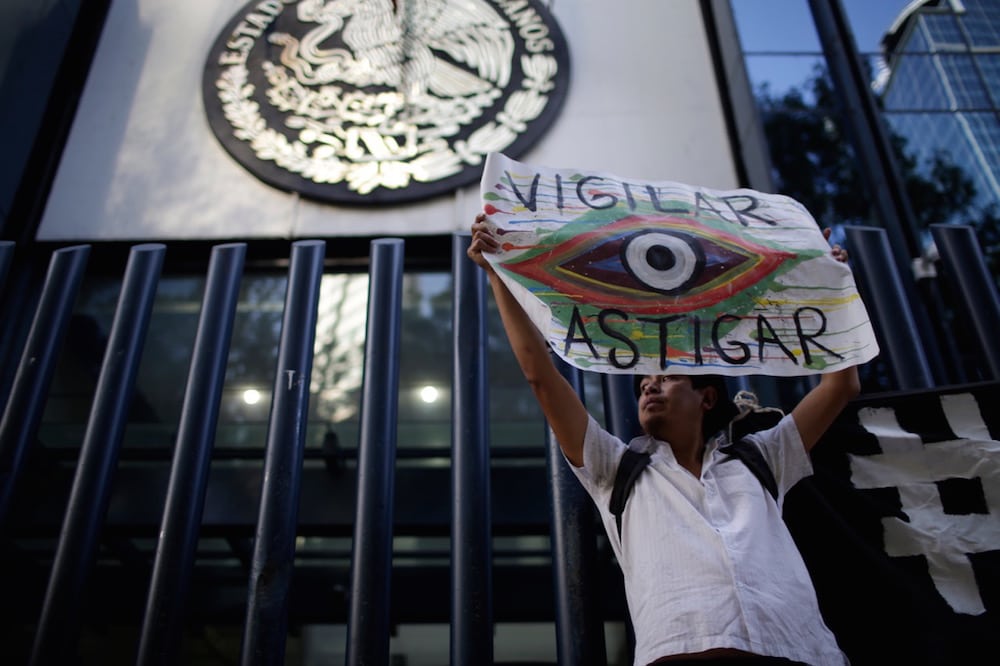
[468,213,499,272]
[823,227,848,264]
[791,227,860,451]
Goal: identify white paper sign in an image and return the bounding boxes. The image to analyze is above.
[480,152,879,376]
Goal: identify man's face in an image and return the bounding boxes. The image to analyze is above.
[636,375,712,436]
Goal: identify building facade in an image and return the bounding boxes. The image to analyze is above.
[880,0,1000,222]
[1,1,997,664]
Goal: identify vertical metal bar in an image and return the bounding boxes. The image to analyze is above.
[930,224,1000,380]
[547,359,607,666]
[0,254,34,413]
[0,241,17,408]
[807,0,919,264]
[240,240,325,666]
[601,372,642,661]
[137,243,246,666]
[808,0,947,383]
[601,374,641,442]
[0,241,13,294]
[346,238,404,666]
[30,243,165,666]
[0,245,90,527]
[450,234,493,664]
[844,226,934,390]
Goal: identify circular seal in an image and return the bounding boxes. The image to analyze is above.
[202,0,570,205]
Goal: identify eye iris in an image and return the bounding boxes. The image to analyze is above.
[623,231,704,293]
[646,245,676,271]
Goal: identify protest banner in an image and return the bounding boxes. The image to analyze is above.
[479,152,879,376]
[788,382,1000,664]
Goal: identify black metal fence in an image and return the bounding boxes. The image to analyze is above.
[1,225,999,665]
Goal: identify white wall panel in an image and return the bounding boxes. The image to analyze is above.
[38,0,739,240]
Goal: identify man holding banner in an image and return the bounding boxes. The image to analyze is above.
[469,154,877,665]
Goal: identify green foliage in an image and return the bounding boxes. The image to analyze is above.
[756,66,999,263]
[757,72,868,229]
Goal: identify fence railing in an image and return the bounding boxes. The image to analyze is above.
[1,225,999,664]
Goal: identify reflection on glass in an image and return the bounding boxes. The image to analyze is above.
[879,0,1000,216]
[39,270,558,459]
[311,273,369,426]
[744,55,826,101]
[730,0,819,53]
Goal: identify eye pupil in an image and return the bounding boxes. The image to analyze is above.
[622,231,705,293]
[646,245,676,271]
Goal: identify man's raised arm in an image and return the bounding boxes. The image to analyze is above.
[791,231,861,451]
[468,214,590,467]
[791,366,860,452]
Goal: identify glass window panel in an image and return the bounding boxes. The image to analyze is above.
[976,54,1000,107]
[731,0,820,53]
[884,110,1000,216]
[732,0,876,231]
[962,0,1000,48]
[743,55,827,101]
[924,13,965,49]
[311,273,369,421]
[218,275,289,448]
[484,283,547,450]
[939,54,991,109]
[40,275,203,451]
[38,270,556,461]
[961,112,1000,204]
[902,18,930,54]
[841,0,913,55]
[882,55,953,111]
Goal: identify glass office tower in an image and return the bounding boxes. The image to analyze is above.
[879,0,1000,220]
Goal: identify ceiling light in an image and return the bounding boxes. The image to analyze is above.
[419,385,439,404]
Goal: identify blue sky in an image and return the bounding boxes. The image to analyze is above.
[732,0,914,95]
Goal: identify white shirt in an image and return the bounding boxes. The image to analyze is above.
[570,414,848,666]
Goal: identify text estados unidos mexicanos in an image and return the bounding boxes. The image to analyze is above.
[218,1,290,66]
[219,0,557,67]
[563,305,845,369]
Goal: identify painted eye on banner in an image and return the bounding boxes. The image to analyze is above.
[622,230,705,293]
[499,215,799,314]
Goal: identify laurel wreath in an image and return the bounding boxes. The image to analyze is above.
[216,53,558,195]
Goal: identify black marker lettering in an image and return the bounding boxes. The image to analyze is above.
[794,306,844,364]
[622,182,638,211]
[691,316,703,365]
[721,195,776,226]
[712,314,750,364]
[645,185,689,214]
[599,309,640,369]
[694,191,728,221]
[506,170,540,211]
[577,175,617,209]
[564,306,599,358]
[757,314,797,363]
[638,315,686,369]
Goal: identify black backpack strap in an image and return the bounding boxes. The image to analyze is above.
[609,449,652,541]
[718,437,778,501]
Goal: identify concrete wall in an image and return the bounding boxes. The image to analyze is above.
[38,0,739,240]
